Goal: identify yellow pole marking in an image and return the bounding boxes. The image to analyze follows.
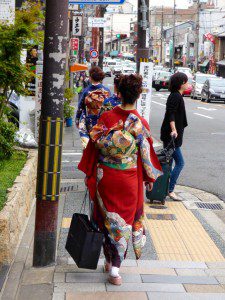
[51,118,61,201]
[42,117,51,199]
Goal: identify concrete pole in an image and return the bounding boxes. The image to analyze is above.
[33,0,68,267]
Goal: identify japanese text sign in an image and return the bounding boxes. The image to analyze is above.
[72,16,82,36]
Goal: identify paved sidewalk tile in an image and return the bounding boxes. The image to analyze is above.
[66,272,142,283]
[54,273,66,283]
[147,292,225,300]
[120,266,177,275]
[184,284,225,293]
[141,274,218,284]
[106,282,185,292]
[207,262,225,269]
[66,291,148,300]
[137,260,207,269]
[21,267,54,285]
[55,264,103,273]
[17,283,53,300]
[52,292,65,300]
[175,269,207,276]
[205,269,225,277]
[216,277,225,284]
[54,282,106,293]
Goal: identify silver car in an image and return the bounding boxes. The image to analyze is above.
[191,73,216,99]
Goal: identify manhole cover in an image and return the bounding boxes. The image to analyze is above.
[146,214,177,220]
[149,205,167,210]
[195,202,223,210]
[60,185,77,193]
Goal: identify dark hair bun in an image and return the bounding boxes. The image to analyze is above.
[118,74,142,105]
[89,66,105,82]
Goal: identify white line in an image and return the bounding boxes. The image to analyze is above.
[197,107,217,111]
[211,132,225,135]
[62,152,82,155]
[194,113,213,119]
[152,101,166,107]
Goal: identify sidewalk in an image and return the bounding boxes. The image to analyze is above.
[1,123,225,300]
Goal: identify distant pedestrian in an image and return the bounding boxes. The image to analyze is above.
[75,66,111,149]
[160,72,189,201]
[99,75,121,115]
[78,74,162,286]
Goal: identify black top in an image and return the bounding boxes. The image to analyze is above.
[160,92,188,148]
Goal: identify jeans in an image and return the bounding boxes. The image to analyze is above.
[169,147,185,193]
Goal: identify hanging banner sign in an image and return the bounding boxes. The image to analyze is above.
[137,62,153,124]
[35,61,43,140]
[69,3,79,10]
[69,0,125,4]
[88,17,106,28]
[0,0,15,24]
[71,38,79,50]
[72,16,82,36]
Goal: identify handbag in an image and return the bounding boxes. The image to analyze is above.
[65,190,103,269]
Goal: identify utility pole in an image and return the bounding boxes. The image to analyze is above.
[195,0,200,71]
[98,5,107,69]
[33,0,68,267]
[160,5,164,64]
[171,0,176,69]
[137,0,149,72]
[110,14,113,52]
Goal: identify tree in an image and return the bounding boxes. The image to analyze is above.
[0,0,44,119]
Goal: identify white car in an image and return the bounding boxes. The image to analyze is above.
[191,73,216,99]
[176,67,193,78]
[122,67,135,75]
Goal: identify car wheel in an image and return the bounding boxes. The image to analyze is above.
[206,97,211,103]
[201,95,205,102]
[155,88,160,92]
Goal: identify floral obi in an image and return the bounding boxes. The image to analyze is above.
[84,88,110,116]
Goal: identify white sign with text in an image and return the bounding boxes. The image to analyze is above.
[137,62,153,124]
[72,15,82,36]
[0,0,15,24]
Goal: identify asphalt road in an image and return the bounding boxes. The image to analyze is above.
[103,76,225,202]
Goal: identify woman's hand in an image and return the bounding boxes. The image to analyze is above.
[146,182,153,192]
[170,129,178,138]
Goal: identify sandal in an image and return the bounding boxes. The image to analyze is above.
[168,192,182,201]
[108,275,122,285]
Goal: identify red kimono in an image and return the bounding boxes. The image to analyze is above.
[78,106,162,267]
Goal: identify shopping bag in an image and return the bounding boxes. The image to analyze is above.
[65,191,103,270]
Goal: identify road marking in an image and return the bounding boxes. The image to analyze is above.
[62,160,80,163]
[197,107,217,111]
[62,152,82,155]
[211,132,225,135]
[194,113,213,119]
[152,101,166,107]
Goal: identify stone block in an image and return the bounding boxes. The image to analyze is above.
[52,292,65,300]
[17,283,53,300]
[175,269,207,277]
[137,260,207,269]
[205,269,225,277]
[54,283,106,293]
[21,267,54,285]
[184,284,225,293]
[207,262,225,269]
[141,274,218,284]
[54,273,65,283]
[66,292,148,300]
[147,292,225,300]
[106,283,185,292]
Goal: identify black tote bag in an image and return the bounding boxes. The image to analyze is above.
[65,191,103,270]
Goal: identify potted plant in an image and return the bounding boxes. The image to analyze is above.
[64,101,75,127]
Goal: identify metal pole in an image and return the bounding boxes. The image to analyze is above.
[137,0,149,72]
[160,5,164,64]
[195,0,200,71]
[33,0,68,267]
[98,6,106,69]
[171,0,176,69]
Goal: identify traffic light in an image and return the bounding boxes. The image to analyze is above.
[116,34,127,40]
[116,34,121,39]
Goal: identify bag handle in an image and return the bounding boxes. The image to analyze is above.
[80,188,89,214]
[80,188,94,222]
[165,136,175,151]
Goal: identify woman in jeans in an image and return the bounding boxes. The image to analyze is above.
[161,72,189,201]
[79,74,162,285]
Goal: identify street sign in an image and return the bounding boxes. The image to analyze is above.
[90,49,99,59]
[137,62,153,123]
[0,0,15,24]
[72,16,82,36]
[69,0,125,4]
[71,38,79,50]
[88,17,106,28]
[69,3,79,10]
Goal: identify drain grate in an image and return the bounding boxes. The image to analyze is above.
[149,205,167,210]
[195,202,223,210]
[146,214,177,220]
[60,185,77,193]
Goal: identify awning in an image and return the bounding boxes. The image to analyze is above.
[70,63,88,73]
[216,60,225,66]
[110,50,119,57]
[199,60,209,67]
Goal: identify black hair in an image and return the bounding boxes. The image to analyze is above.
[89,66,105,82]
[114,75,121,90]
[118,74,142,104]
[169,72,188,92]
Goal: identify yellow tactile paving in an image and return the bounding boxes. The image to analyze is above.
[144,201,225,262]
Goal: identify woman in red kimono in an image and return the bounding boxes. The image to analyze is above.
[78,74,162,285]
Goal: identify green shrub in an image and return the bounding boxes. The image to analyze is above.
[64,101,75,119]
[0,120,17,159]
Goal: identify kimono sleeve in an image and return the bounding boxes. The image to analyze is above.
[75,89,87,128]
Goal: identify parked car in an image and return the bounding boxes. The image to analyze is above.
[103,66,112,77]
[152,71,171,91]
[183,78,193,97]
[191,73,216,99]
[201,77,225,103]
[121,66,135,75]
[176,67,193,78]
[113,65,122,75]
